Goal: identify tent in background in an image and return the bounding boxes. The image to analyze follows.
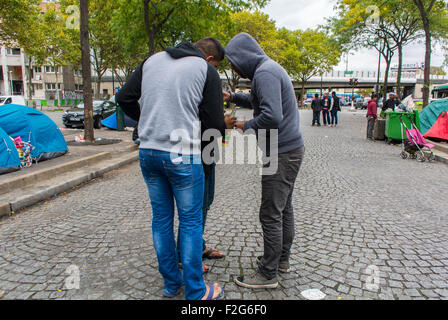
[0,104,68,162]
[0,126,21,175]
[419,99,448,134]
[101,112,138,130]
[424,111,448,142]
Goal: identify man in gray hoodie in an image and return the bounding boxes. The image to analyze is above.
[223,33,305,289]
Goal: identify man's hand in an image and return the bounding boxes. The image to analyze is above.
[235,121,245,131]
[225,115,237,129]
[223,91,231,103]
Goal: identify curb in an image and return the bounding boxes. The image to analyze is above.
[434,153,448,165]
[1,151,139,217]
[0,152,111,196]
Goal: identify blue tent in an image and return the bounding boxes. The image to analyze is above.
[420,99,448,134]
[0,104,68,162]
[0,126,20,175]
[101,112,138,130]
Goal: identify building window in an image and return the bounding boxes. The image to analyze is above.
[6,48,21,55]
[45,66,55,73]
[75,84,83,91]
[34,84,43,90]
[34,67,42,73]
[45,83,56,90]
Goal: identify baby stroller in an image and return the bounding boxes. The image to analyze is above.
[400,116,435,162]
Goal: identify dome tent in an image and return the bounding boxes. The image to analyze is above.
[0,126,20,175]
[0,104,68,162]
[419,99,448,134]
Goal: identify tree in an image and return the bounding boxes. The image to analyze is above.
[33,3,80,104]
[0,0,41,45]
[279,28,341,107]
[80,0,94,143]
[328,0,424,100]
[412,0,448,107]
[217,10,285,91]
[112,0,267,57]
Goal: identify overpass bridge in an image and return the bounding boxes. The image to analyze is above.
[228,70,448,98]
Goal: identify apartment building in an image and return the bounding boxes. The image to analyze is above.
[0,47,27,97]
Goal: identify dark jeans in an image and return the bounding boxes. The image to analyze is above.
[202,163,216,250]
[257,146,305,280]
[139,149,206,300]
[312,111,321,125]
[367,116,375,139]
[322,109,330,125]
[331,110,338,125]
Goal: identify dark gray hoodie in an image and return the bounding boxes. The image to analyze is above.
[225,33,303,155]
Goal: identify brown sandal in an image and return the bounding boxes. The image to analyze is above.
[203,248,224,260]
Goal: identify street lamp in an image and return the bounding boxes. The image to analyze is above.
[9,70,13,95]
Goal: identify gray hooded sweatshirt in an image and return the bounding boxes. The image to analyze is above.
[226,33,303,155]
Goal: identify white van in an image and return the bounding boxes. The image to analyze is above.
[0,96,26,106]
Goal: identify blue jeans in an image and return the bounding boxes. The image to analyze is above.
[177,163,215,255]
[331,110,338,125]
[322,109,330,125]
[139,149,206,300]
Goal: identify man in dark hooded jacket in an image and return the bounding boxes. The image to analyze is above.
[223,33,305,289]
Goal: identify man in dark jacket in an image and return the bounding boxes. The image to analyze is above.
[330,92,341,128]
[311,93,322,126]
[321,92,331,126]
[382,92,400,112]
[223,33,305,289]
[116,38,235,300]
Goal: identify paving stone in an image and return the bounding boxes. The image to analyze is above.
[1,110,448,300]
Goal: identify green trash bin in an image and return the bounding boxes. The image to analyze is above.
[385,110,421,141]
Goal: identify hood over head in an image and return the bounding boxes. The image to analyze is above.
[225,33,268,80]
[165,42,206,60]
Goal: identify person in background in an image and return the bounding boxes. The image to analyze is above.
[367,94,378,141]
[383,92,400,112]
[311,94,322,127]
[321,92,331,126]
[330,92,341,128]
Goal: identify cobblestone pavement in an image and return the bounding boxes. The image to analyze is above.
[1,109,448,300]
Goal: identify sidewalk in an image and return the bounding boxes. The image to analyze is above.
[0,127,139,217]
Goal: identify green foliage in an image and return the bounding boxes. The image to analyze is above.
[0,0,41,46]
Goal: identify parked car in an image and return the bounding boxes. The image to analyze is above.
[0,95,26,106]
[355,98,365,109]
[62,100,116,129]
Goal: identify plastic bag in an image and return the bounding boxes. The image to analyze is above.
[401,95,416,112]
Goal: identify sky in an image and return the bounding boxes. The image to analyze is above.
[261,0,447,72]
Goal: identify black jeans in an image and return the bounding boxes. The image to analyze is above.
[312,111,321,125]
[322,109,330,125]
[258,146,305,280]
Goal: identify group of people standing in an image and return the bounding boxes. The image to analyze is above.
[311,92,341,127]
[117,33,304,300]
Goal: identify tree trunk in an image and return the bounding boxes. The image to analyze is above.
[27,56,33,104]
[413,0,434,108]
[422,28,431,108]
[300,81,305,108]
[396,44,403,99]
[383,58,391,102]
[80,0,94,143]
[54,65,59,107]
[95,73,102,100]
[143,0,156,55]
